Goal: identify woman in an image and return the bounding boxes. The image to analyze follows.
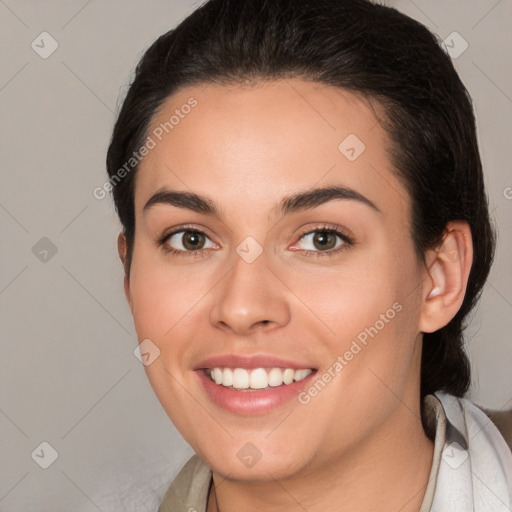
[105,0,512,510]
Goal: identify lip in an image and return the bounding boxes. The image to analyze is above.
[196,369,316,415]
[193,354,317,415]
[194,354,317,371]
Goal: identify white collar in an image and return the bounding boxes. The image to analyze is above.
[430,391,512,511]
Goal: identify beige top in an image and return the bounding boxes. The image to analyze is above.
[157,394,455,511]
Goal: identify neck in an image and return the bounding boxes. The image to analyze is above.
[207,397,434,512]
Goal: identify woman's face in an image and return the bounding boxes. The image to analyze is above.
[123,79,429,480]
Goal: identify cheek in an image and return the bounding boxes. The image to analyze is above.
[130,277,210,361]
[290,247,421,381]
[335,261,422,398]
[281,252,406,340]
[128,241,209,343]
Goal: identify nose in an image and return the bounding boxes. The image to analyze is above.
[209,248,291,336]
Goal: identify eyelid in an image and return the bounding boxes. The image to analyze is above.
[158,223,219,252]
[160,223,216,242]
[289,223,354,253]
[293,222,354,243]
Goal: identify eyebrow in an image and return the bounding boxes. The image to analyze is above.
[143,185,380,218]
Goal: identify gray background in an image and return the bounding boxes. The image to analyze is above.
[0,0,511,510]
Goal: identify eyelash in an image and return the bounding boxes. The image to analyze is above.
[158,223,354,259]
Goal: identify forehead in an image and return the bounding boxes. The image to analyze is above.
[134,78,409,220]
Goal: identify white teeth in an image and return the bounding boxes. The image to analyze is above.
[294,369,311,382]
[283,368,295,385]
[207,367,313,389]
[232,368,249,389]
[268,368,283,387]
[249,368,268,389]
[223,367,233,387]
[213,367,223,385]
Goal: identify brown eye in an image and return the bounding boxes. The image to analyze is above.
[312,231,337,251]
[165,230,216,252]
[182,231,205,250]
[297,229,347,252]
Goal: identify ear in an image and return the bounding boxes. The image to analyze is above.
[117,232,132,309]
[419,221,473,333]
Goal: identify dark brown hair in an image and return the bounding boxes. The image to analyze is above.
[106,0,495,404]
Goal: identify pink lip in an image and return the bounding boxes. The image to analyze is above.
[194,354,317,370]
[195,368,316,415]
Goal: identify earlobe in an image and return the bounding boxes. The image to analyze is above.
[117,232,132,309]
[419,221,473,333]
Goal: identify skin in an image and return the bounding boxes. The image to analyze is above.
[118,79,473,512]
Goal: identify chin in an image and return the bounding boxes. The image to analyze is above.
[195,437,315,482]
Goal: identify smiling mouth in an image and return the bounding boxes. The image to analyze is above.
[205,367,315,390]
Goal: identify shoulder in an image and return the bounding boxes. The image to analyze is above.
[434,391,512,452]
[478,406,512,451]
